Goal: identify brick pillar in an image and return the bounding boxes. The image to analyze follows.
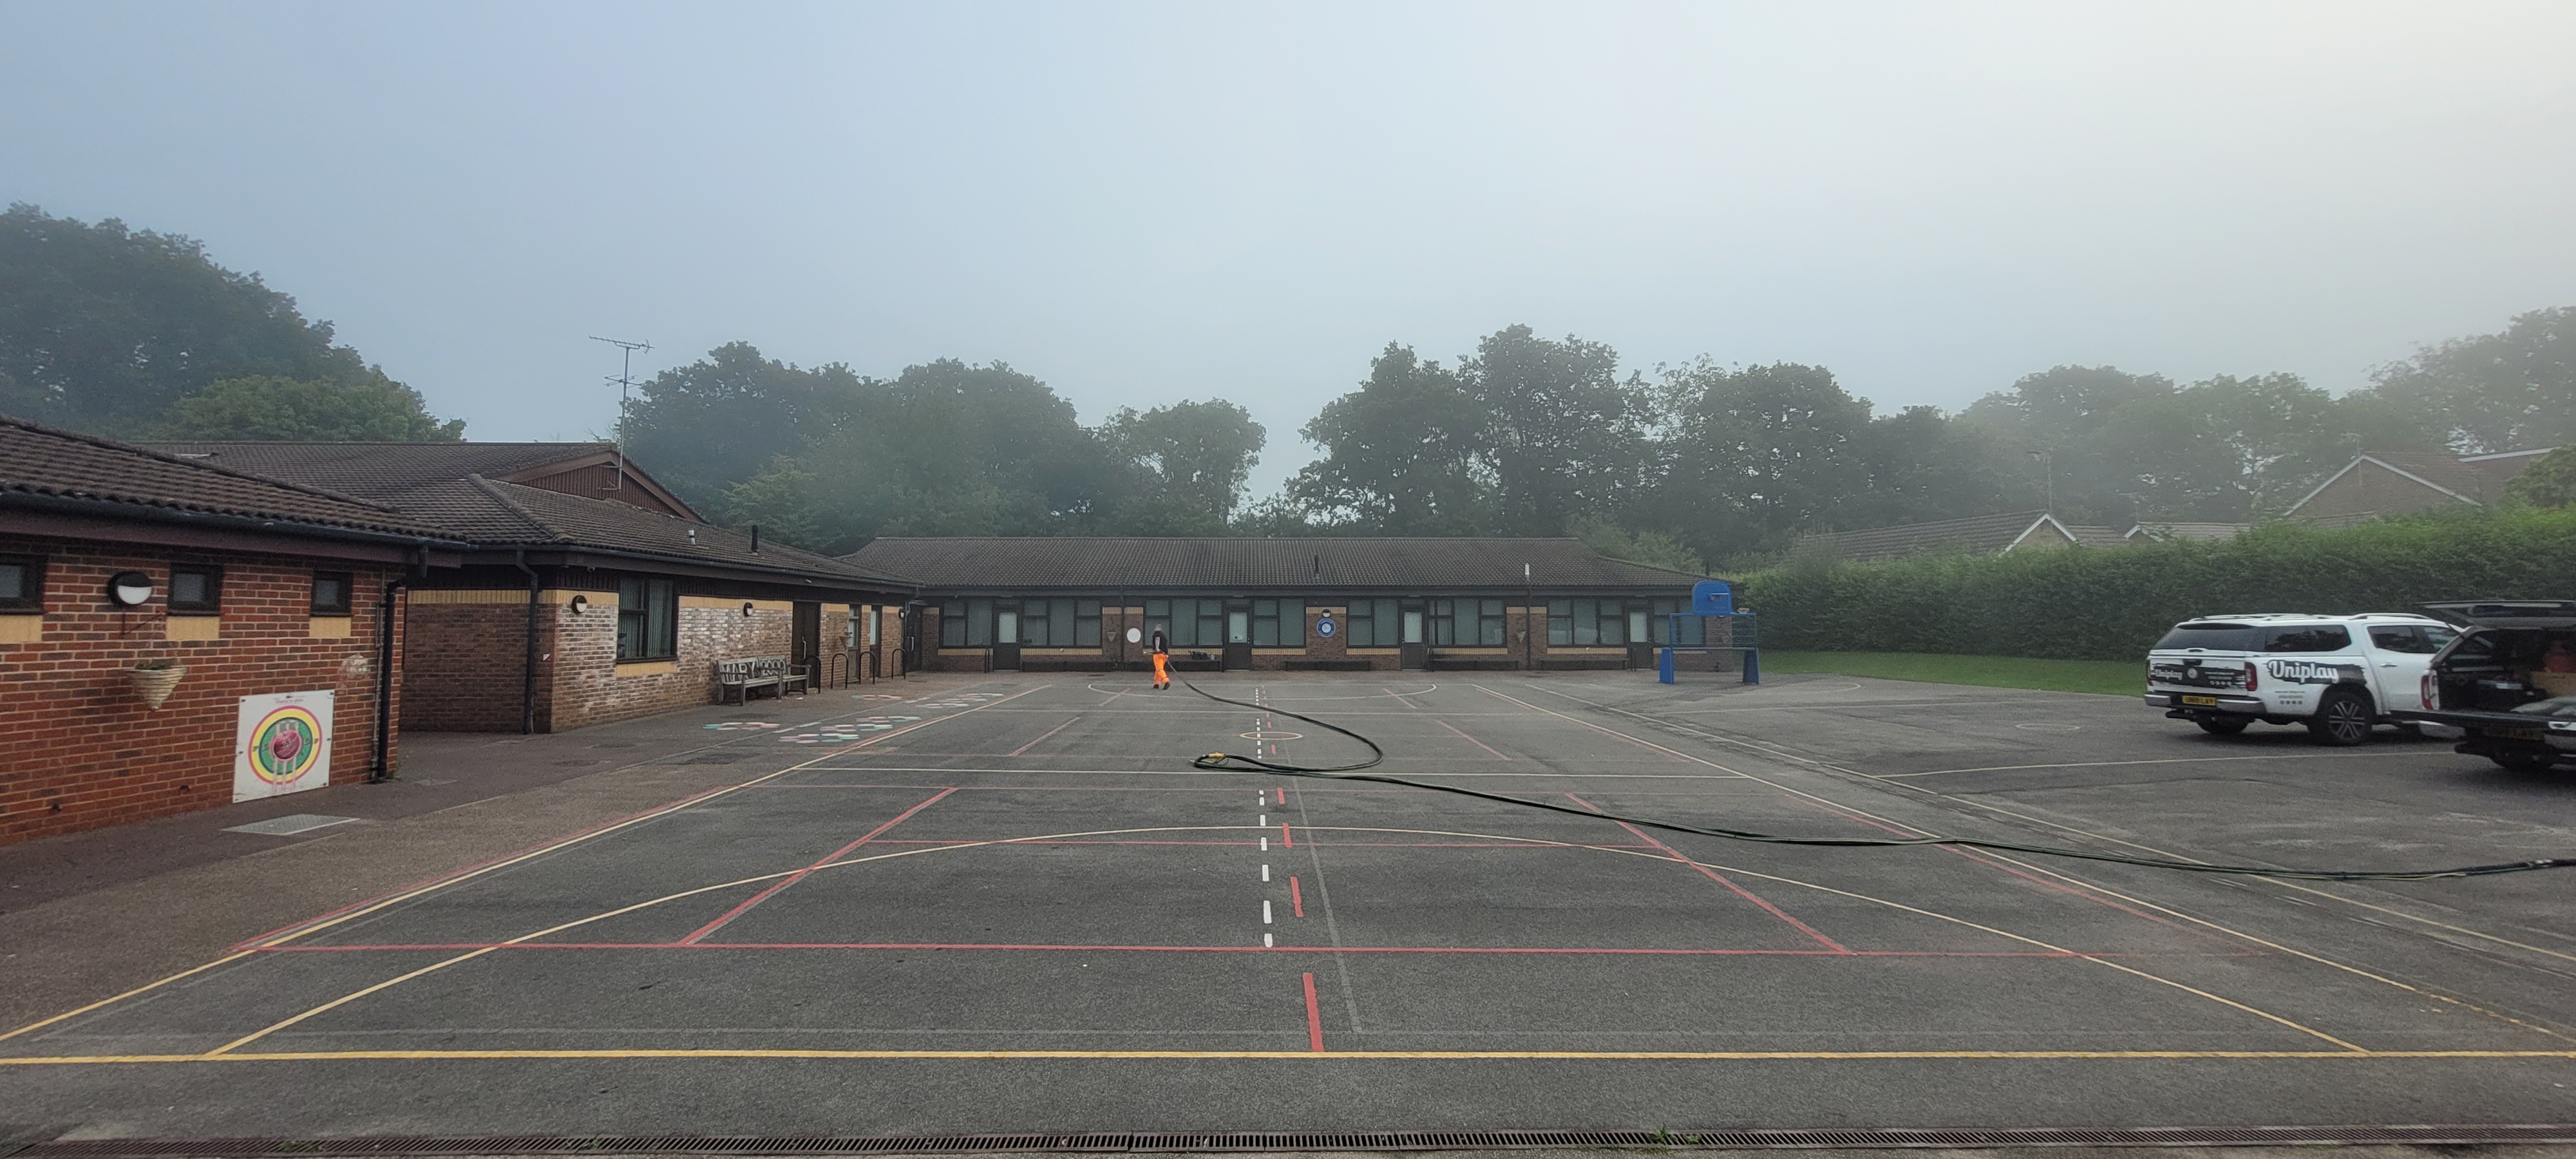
[1508,605,1545,670]
[1307,605,1349,662]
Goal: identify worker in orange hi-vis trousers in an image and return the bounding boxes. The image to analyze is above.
[1151,628,1171,690]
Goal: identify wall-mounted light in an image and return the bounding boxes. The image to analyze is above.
[107,571,155,607]
[568,594,589,616]
[742,601,756,617]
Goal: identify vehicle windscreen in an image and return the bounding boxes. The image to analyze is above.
[2151,623,2262,651]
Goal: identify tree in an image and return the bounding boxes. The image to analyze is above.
[1288,344,1490,533]
[2505,445,2576,508]
[2364,306,2575,453]
[158,374,465,441]
[1459,325,1645,536]
[620,342,877,518]
[724,359,1137,552]
[0,203,386,437]
[1840,406,2015,529]
[1103,399,1266,525]
[1650,361,1872,556]
[1569,514,1705,575]
[1958,364,2176,446]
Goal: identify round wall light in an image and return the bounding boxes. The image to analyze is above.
[108,571,155,607]
[568,594,589,616]
[742,601,757,617]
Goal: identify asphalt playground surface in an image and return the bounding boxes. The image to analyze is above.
[3,672,2572,1138]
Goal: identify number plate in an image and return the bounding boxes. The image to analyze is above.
[2489,726,2544,742]
[2180,695,2220,706]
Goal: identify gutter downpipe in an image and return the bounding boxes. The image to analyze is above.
[515,549,540,735]
[370,561,413,782]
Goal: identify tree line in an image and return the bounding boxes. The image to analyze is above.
[6,203,2572,567]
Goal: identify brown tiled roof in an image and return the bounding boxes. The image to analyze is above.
[139,440,621,500]
[1,415,464,542]
[2126,522,2249,543]
[394,477,911,586]
[1812,511,2130,561]
[846,536,1706,591]
[2349,449,2551,504]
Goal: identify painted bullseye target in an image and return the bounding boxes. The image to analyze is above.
[247,705,325,785]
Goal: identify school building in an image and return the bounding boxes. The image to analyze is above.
[847,536,1713,674]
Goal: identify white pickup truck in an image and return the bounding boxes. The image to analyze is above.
[2141,612,2458,745]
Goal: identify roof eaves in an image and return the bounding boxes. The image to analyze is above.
[4,415,403,513]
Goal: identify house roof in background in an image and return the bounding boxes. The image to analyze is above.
[2286,448,2557,514]
[390,477,912,586]
[140,440,701,519]
[1812,511,2127,562]
[2126,522,2251,543]
[0,415,464,543]
[847,536,1707,590]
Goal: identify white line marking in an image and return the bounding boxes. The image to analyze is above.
[1264,933,1273,948]
[1260,837,1268,851]
[1262,864,1271,881]
[1262,900,1274,924]
[1258,815,1266,825]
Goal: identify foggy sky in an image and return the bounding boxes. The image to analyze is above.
[4,1,2572,495]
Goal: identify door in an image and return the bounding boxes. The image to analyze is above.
[994,609,1021,671]
[1626,608,1653,669]
[791,601,822,687]
[1399,605,1428,670]
[1223,607,1253,670]
[901,604,923,673]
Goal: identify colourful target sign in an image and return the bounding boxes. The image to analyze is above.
[233,691,334,802]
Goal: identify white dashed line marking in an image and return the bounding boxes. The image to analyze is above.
[1262,900,1274,924]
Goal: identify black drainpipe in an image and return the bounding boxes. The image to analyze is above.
[369,570,410,782]
[515,549,540,735]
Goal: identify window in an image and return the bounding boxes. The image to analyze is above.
[940,600,967,647]
[868,607,882,646]
[1197,599,1226,648]
[1479,599,1506,646]
[0,554,42,612]
[1144,599,1173,647]
[1649,598,1705,645]
[846,612,861,650]
[1428,599,1457,646]
[616,576,677,660]
[2368,625,2456,655]
[1019,599,1093,646]
[2263,625,2351,653]
[967,599,995,646]
[1343,598,1398,646]
[311,572,353,616]
[1253,599,1287,646]
[169,564,222,614]
[1547,598,1625,646]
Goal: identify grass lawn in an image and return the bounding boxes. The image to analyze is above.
[1757,650,2142,696]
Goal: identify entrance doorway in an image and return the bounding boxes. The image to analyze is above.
[1223,606,1252,670]
[994,608,1021,671]
[1399,604,1428,670]
[791,601,821,688]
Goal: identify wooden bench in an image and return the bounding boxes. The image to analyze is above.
[715,656,810,704]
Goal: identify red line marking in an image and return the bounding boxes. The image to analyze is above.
[263,940,2247,957]
[1276,786,1286,805]
[1302,972,1325,1051]
[1281,823,1293,849]
[1565,793,1851,955]
[1290,875,1304,918]
[1006,716,1081,758]
[679,787,957,944]
[1777,795,2201,934]
[1435,719,1510,761]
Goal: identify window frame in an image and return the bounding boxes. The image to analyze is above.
[1074,599,1101,646]
[167,563,223,615]
[0,554,43,612]
[616,576,678,661]
[310,570,354,616]
[1478,599,1506,646]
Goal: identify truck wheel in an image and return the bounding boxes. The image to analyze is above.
[2195,717,2250,735]
[2306,690,2374,746]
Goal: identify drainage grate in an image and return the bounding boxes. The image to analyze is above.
[22,1124,2576,1157]
[220,815,358,837]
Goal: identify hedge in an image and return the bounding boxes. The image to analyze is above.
[1736,507,2576,661]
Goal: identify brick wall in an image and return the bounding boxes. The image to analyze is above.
[1,537,402,844]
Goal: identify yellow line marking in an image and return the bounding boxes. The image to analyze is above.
[202,825,2365,1059]
[1506,683,2576,1041]
[4,1049,2573,1065]
[3,683,1059,1048]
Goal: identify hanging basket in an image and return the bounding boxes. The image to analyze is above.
[130,664,187,710]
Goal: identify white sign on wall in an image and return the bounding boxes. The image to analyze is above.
[233,690,334,803]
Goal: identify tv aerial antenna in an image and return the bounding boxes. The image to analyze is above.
[591,336,652,491]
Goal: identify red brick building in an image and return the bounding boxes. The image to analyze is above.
[1,417,468,842]
[147,442,918,733]
[848,536,1708,674]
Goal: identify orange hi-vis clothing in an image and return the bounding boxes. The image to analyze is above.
[1151,650,1170,688]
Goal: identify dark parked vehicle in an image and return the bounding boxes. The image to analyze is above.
[2389,600,2576,772]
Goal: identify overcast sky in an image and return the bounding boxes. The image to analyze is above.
[5,1,2573,493]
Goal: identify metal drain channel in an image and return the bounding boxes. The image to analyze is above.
[21,1125,2576,1156]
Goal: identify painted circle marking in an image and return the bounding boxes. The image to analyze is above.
[247,706,324,784]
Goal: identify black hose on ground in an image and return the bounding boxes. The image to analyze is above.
[1181,679,2573,883]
